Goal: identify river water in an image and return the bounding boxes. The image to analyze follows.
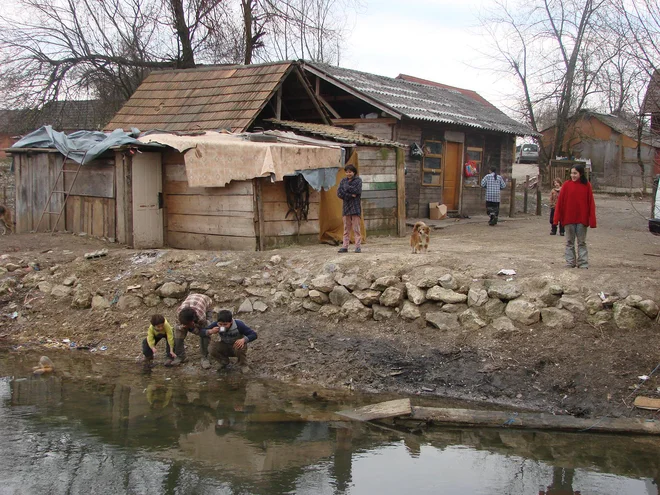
[1,349,658,495]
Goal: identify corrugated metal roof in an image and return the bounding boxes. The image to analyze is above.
[588,111,660,148]
[303,62,536,136]
[266,119,405,147]
[105,62,293,133]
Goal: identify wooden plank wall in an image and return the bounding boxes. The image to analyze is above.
[260,177,321,249]
[162,151,257,251]
[358,146,398,234]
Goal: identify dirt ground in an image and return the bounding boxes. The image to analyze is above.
[1,193,659,421]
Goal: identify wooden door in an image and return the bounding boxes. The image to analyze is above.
[132,153,164,248]
[443,141,461,210]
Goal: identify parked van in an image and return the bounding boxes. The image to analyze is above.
[515,144,539,164]
[651,175,660,235]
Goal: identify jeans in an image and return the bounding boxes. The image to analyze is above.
[486,201,500,225]
[209,340,248,366]
[564,224,588,268]
[342,215,362,248]
[142,334,171,358]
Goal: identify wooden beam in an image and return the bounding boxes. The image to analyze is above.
[276,86,282,120]
[332,118,398,126]
[254,178,265,251]
[293,66,331,125]
[336,399,412,421]
[317,93,341,119]
[411,406,660,435]
[396,147,406,237]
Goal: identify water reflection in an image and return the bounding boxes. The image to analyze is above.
[1,350,659,495]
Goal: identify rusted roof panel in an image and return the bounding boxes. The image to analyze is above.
[304,62,536,136]
[105,62,292,132]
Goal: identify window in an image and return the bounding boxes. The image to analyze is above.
[465,147,483,171]
[422,140,443,186]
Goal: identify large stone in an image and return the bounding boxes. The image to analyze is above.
[71,290,92,309]
[329,286,353,307]
[118,294,142,310]
[189,281,211,292]
[540,308,575,329]
[163,298,179,307]
[289,300,304,313]
[633,299,659,319]
[143,293,161,307]
[253,300,268,312]
[269,291,290,307]
[480,298,505,319]
[37,281,53,294]
[585,295,604,315]
[467,287,489,307]
[319,305,341,318]
[294,288,309,299]
[400,301,421,320]
[426,286,467,304]
[487,282,523,301]
[372,304,394,321]
[558,295,585,313]
[302,300,321,312]
[310,273,336,293]
[5,263,22,272]
[62,276,77,287]
[341,298,373,320]
[157,282,187,298]
[505,299,540,325]
[380,286,404,307]
[492,316,517,332]
[425,312,459,331]
[441,303,468,313]
[371,275,400,291]
[270,255,282,265]
[237,298,254,313]
[245,287,271,298]
[406,266,451,289]
[335,273,370,291]
[91,295,111,310]
[459,309,487,330]
[438,274,458,290]
[51,285,73,298]
[353,289,382,307]
[309,290,330,304]
[587,310,612,326]
[538,287,561,307]
[405,283,427,305]
[613,302,651,330]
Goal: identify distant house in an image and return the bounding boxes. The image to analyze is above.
[297,62,535,217]
[0,100,116,159]
[642,69,660,175]
[540,110,660,190]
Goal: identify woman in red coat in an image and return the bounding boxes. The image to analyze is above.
[553,164,597,268]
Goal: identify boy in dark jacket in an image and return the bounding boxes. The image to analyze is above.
[202,310,257,373]
[336,164,363,253]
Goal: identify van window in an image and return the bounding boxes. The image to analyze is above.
[522,144,538,152]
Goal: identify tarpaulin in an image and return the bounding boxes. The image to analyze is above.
[10,125,159,164]
[138,131,343,187]
[319,152,366,245]
[288,167,339,191]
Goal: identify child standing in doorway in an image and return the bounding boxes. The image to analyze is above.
[336,164,363,253]
[549,178,565,236]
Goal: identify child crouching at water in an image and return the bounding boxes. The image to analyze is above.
[142,314,177,366]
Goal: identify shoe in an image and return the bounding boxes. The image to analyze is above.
[550,231,556,235]
[164,358,173,367]
[338,247,348,253]
[201,358,211,370]
[354,247,361,253]
[560,232,565,236]
[170,356,184,366]
[565,263,576,268]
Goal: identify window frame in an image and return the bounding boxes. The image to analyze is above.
[421,139,444,187]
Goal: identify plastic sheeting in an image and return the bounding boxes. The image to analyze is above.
[10,125,158,164]
[289,167,339,191]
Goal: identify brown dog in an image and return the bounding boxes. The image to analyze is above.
[410,221,430,253]
[0,204,14,235]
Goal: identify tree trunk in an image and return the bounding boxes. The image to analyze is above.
[170,0,195,69]
[242,0,254,64]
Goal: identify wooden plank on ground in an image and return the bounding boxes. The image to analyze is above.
[411,406,660,435]
[336,399,412,422]
[634,396,660,410]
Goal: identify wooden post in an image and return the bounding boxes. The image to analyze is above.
[276,87,282,120]
[509,178,516,218]
[395,147,406,237]
[255,178,265,251]
[523,175,529,213]
[536,186,542,215]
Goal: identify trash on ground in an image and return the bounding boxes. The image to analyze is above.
[498,269,516,276]
[84,249,108,260]
[99,346,108,351]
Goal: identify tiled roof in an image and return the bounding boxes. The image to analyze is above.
[589,111,660,148]
[105,62,293,132]
[302,62,536,136]
[266,119,405,147]
[0,100,113,135]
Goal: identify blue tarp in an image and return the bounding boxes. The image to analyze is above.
[11,125,161,165]
[295,167,339,191]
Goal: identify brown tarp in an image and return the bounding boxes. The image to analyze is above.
[319,152,366,245]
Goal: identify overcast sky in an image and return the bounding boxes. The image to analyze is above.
[341,0,517,113]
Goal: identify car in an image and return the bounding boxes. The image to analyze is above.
[515,143,539,164]
[651,175,660,235]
